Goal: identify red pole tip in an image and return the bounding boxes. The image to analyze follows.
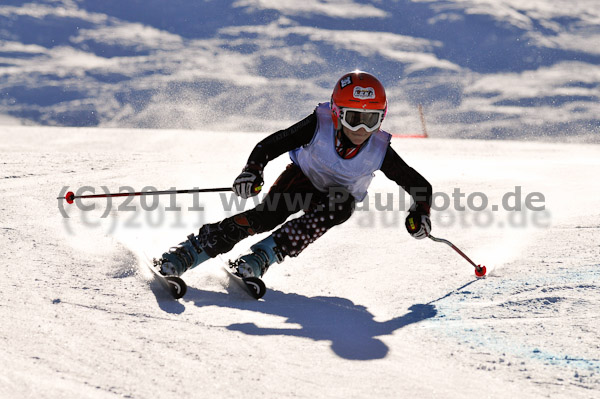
[475,265,487,278]
[65,191,75,204]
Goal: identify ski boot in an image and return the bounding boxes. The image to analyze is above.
[234,235,284,278]
[158,234,210,276]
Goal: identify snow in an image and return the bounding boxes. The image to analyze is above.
[1,0,600,396]
[1,1,599,139]
[1,126,599,398]
[233,0,390,18]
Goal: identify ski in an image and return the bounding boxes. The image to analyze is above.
[153,259,187,299]
[224,261,267,300]
[141,254,187,299]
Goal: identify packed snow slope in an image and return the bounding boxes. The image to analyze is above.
[1,0,599,140]
[0,126,599,398]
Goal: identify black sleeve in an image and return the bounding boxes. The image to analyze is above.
[245,112,317,169]
[380,144,432,214]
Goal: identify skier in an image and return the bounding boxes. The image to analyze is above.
[158,71,432,279]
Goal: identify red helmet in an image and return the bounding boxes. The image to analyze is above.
[331,71,387,132]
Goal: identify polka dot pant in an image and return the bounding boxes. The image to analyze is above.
[274,192,355,257]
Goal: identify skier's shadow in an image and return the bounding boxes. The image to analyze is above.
[185,285,437,361]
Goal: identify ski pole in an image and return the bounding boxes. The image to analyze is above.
[428,234,487,278]
[59,187,232,204]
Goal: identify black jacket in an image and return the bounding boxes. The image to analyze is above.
[245,111,432,214]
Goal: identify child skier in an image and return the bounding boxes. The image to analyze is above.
[158,71,432,279]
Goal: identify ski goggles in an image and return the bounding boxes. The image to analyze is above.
[339,107,385,132]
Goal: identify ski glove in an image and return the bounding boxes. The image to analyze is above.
[232,166,264,199]
[405,211,431,240]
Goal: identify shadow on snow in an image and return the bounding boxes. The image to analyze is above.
[143,261,487,361]
[183,283,437,361]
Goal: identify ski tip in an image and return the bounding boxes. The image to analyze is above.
[243,277,267,300]
[166,276,187,299]
[475,265,487,278]
[65,191,75,204]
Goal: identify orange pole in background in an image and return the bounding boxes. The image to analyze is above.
[418,104,429,138]
[391,104,429,138]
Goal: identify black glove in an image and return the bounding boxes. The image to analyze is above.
[405,202,431,240]
[232,165,264,199]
